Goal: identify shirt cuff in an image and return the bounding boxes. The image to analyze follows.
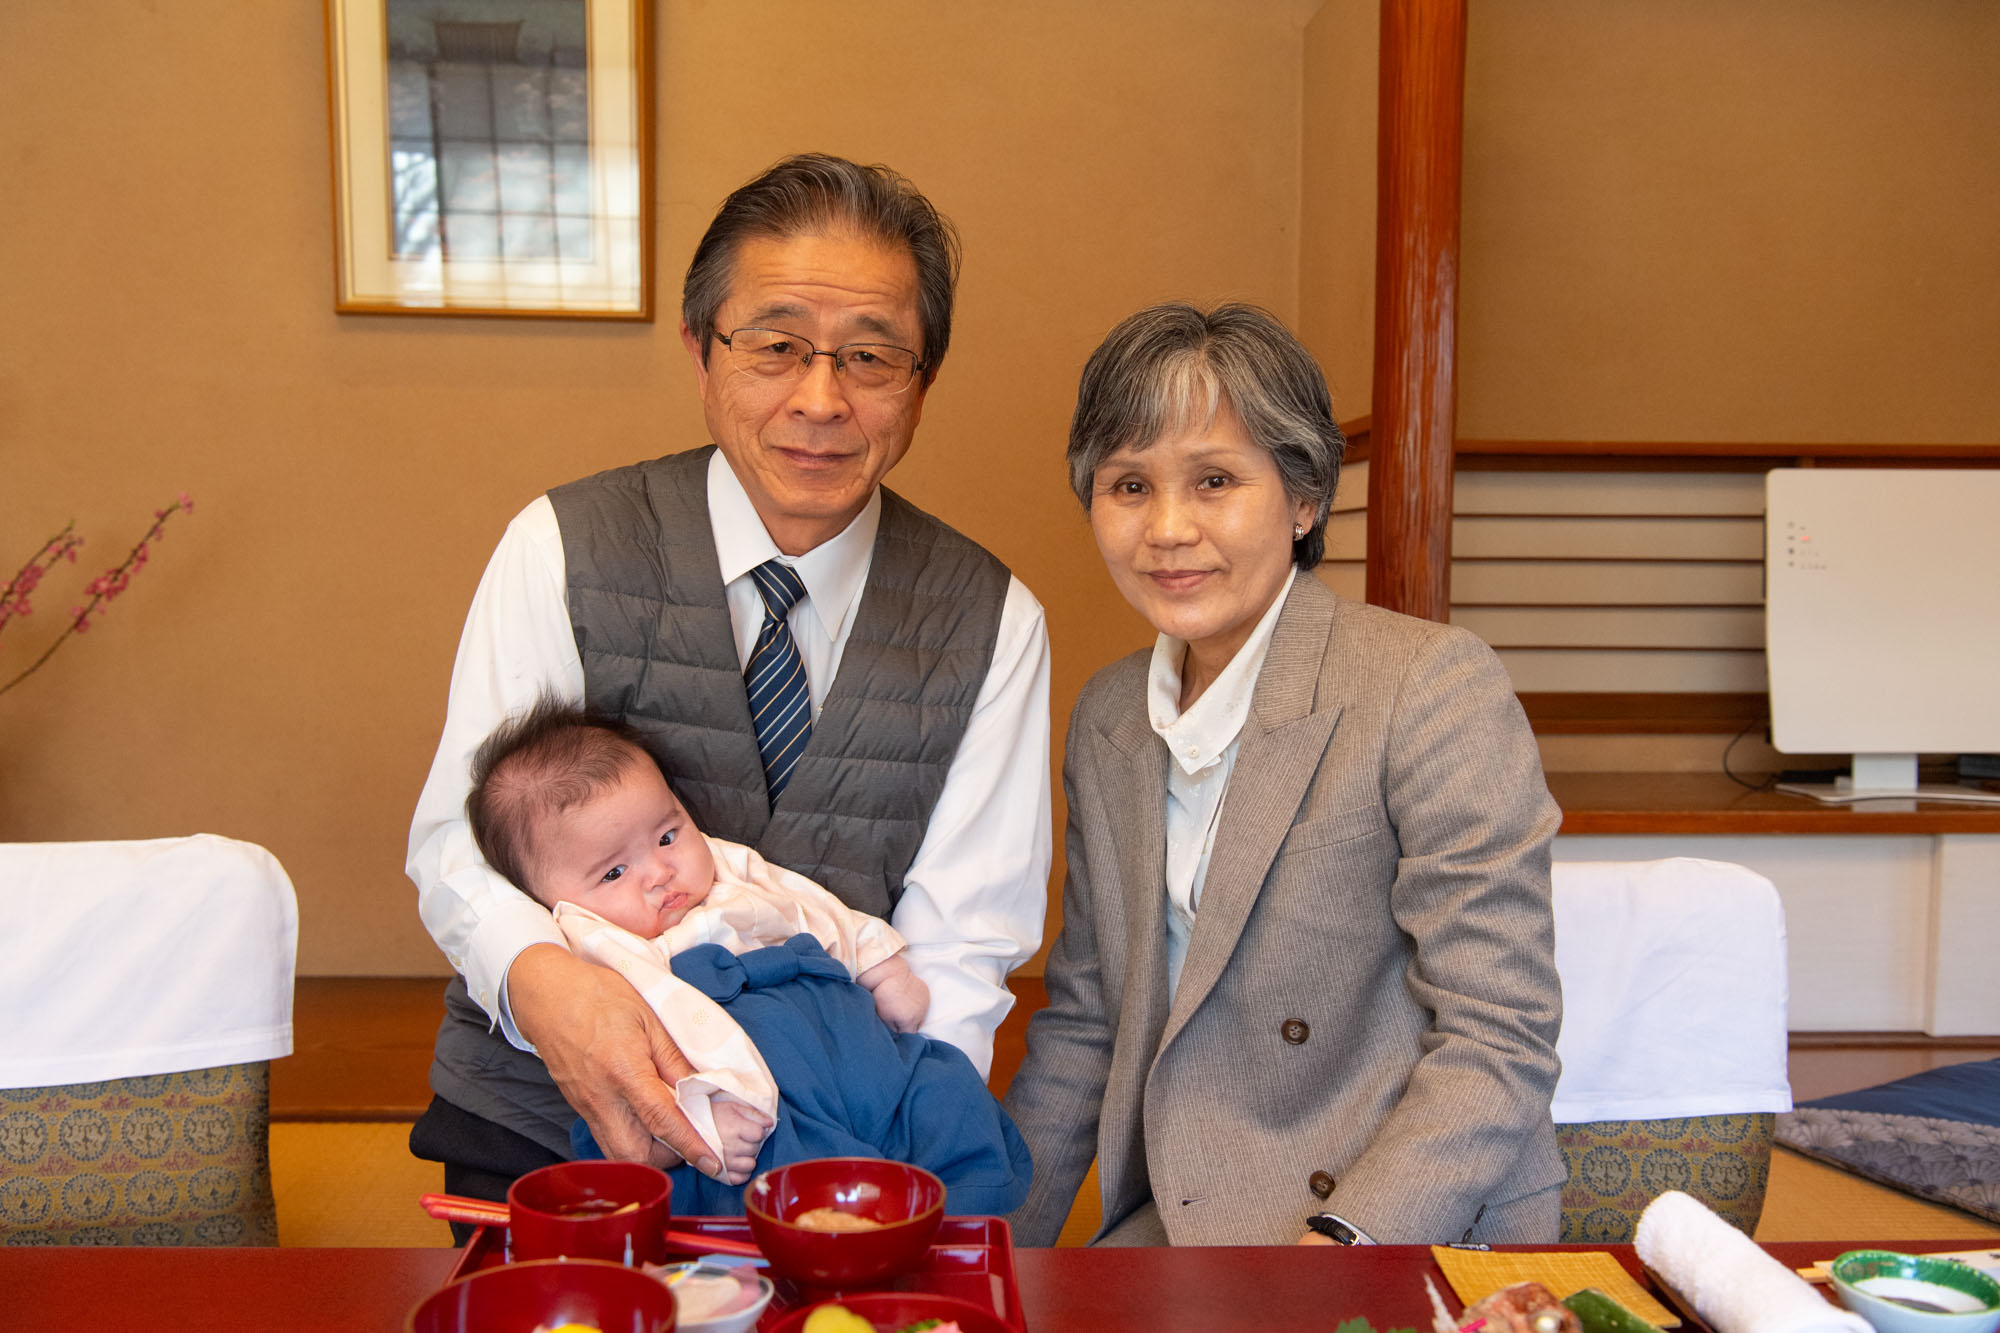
[463,895,569,1051]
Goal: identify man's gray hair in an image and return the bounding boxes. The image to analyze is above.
[682,153,961,387]
[1065,302,1345,569]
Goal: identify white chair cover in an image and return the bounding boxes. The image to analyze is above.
[1551,857,1792,1123]
[0,834,297,1088]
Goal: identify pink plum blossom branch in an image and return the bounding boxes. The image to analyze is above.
[0,492,193,699]
[0,521,84,635]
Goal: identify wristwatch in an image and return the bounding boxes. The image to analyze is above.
[1305,1211,1375,1245]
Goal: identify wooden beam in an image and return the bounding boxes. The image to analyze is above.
[1517,691,1767,736]
[1455,440,2000,471]
[1366,0,1467,622]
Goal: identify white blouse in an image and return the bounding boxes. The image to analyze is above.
[1145,573,1297,997]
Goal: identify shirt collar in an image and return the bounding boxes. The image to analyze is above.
[707,449,880,642]
[1147,571,1297,776]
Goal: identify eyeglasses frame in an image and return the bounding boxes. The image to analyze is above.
[711,326,928,395]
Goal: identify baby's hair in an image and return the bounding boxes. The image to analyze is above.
[465,695,656,901]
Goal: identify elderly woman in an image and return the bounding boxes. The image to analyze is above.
[1004,303,1565,1247]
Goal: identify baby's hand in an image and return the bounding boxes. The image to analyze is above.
[857,956,929,1033]
[708,1095,773,1184]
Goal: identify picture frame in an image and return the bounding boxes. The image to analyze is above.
[323,0,652,319]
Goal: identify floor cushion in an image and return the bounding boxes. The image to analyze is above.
[1775,1058,2000,1224]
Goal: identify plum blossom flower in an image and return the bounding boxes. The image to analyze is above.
[1,494,193,697]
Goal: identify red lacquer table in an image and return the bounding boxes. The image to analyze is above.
[0,1238,1968,1331]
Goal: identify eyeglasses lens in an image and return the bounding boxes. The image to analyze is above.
[722,328,917,393]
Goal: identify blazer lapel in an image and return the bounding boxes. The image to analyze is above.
[1161,574,1343,1045]
[1090,696,1173,1068]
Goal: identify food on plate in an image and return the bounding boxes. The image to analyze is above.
[1563,1288,1660,1333]
[803,1307,877,1333]
[532,1324,601,1333]
[1452,1281,1583,1333]
[794,1207,888,1233]
[647,1261,769,1322]
[802,1305,962,1333]
[551,1198,641,1219]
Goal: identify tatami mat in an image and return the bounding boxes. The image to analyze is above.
[272,1122,453,1248]
[269,984,2000,1250]
[269,1128,2000,1249]
[1754,1145,2000,1244]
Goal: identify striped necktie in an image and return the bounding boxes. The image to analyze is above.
[744,559,812,804]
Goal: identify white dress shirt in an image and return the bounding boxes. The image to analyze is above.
[407,451,1052,1077]
[1146,576,1293,998]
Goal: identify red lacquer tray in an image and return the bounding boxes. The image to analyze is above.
[445,1215,1027,1332]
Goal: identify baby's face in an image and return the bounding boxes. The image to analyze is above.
[534,759,717,937]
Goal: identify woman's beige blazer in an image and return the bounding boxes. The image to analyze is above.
[1005,573,1566,1246]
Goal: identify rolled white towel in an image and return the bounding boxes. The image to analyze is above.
[1634,1191,1871,1333]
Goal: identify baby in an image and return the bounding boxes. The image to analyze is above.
[465,698,1031,1215]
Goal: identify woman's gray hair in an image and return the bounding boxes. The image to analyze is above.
[1066,302,1345,569]
[682,153,961,387]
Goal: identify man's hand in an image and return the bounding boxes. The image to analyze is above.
[507,943,722,1178]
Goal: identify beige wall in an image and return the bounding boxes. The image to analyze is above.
[1302,0,2000,444]
[6,2,1995,978]
[1299,0,1379,420]
[1307,1,2000,772]
[1457,0,2000,442]
[0,2,1317,974]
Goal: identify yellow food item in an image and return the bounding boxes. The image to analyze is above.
[803,1304,877,1333]
[795,1206,887,1232]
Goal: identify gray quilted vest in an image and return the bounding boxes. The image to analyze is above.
[428,446,1011,1152]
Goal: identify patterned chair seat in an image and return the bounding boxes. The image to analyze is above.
[1550,859,1792,1241]
[0,836,296,1247]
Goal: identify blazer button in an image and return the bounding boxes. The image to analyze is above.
[1309,1170,1335,1199]
[1281,1018,1310,1045]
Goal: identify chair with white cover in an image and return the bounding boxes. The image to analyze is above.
[1550,857,1793,1241]
[0,835,296,1245]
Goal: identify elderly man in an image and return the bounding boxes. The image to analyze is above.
[406,155,1051,1203]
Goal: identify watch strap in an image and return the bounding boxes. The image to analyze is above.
[1306,1211,1374,1245]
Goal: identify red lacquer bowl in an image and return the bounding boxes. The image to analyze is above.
[768,1292,1011,1333]
[408,1257,676,1333]
[508,1160,674,1266]
[743,1157,945,1288]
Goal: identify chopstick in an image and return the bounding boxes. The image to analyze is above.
[665,1230,761,1258]
[416,1192,762,1259]
[422,1193,511,1227]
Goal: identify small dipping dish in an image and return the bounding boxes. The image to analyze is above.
[1830,1250,2000,1333]
[657,1260,775,1333]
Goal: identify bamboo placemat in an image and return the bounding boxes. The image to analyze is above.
[1431,1247,1680,1328]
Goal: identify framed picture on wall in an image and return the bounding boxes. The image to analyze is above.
[323,0,652,319]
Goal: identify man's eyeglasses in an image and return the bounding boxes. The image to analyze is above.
[713,327,925,395]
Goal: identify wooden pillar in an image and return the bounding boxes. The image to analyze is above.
[1365,0,1467,622]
